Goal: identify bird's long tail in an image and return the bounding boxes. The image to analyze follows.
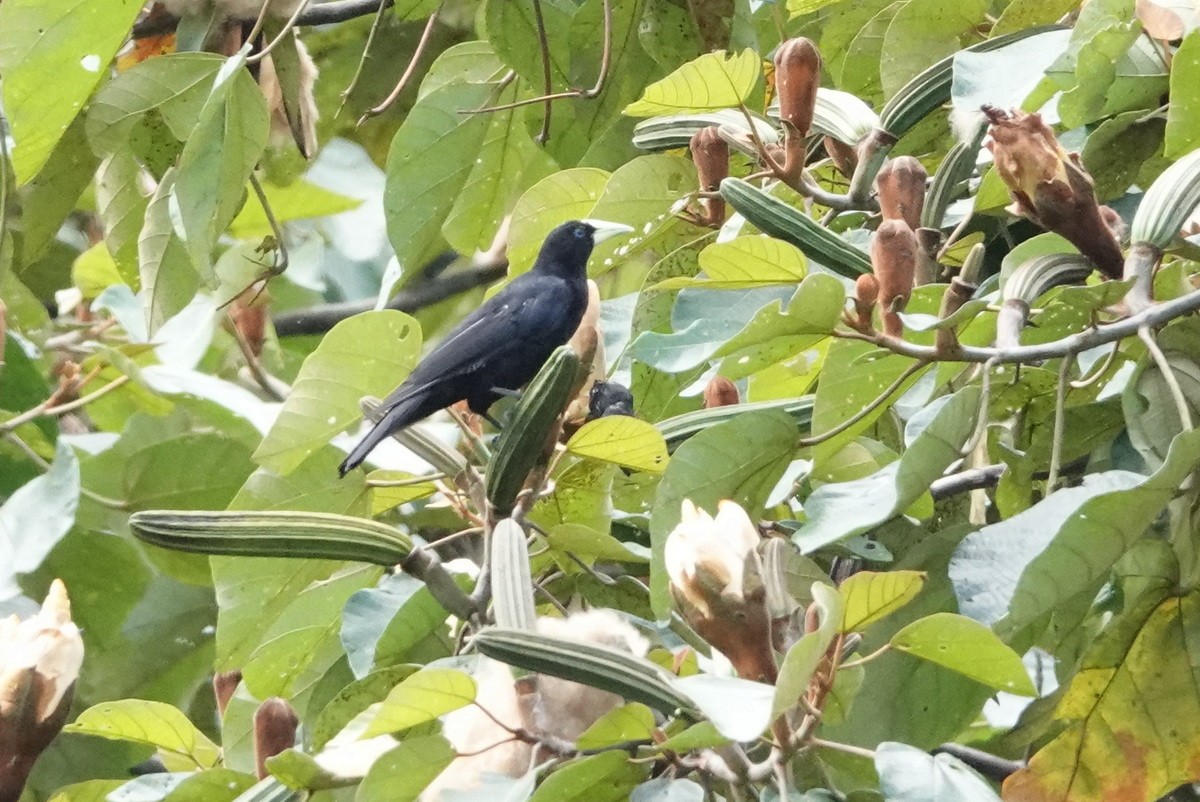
[338,395,425,477]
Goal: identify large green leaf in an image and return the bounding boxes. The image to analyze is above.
[483,0,576,93]
[355,734,455,802]
[383,81,496,284]
[839,570,926,633]
[64,700,220,771]
[253,310,422,475]
[623,50,761,116]
[341,572,454,678]
[648,409,798,619]
[527,751,645,801]
[124,433,255,510]
[363,667,477,737]
[890,613,1036,695]
[1167,30,1200,158]
[875,742,1002,801]
[0,0,142,182]
[174,51,270,280]
[139,167,202,332]
[566,416,670,474]
[880,0,987,98]
[0,439,79,600]
[506,168,612,274]
[795,386,980,553]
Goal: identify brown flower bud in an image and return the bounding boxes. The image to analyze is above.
[703,375,739,408]
[231,287,269,358]
[253,697,299,779]
[935,277,975,357]
[854,274,879,331]
[212,669,242,718]
[824,136,858,178]
[774,38,821,138]
[876,156,927,232]
[804,602,820,634]
[690,127,728,226]
[870,219,919,337]
[983,107,1123,279]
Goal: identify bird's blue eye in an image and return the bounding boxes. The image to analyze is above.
[573,227,588,239]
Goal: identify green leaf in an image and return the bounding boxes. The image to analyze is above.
[483,0,575,93]
[253,310,422,475]
[530,751,645,801]
[567,416,670,473]
[671,674,775,741]
[839,571,926,633]
[383,81,496,283]
[364,667,477,737]
[890,613,1036,695]
[367,470,438,515]
[992,0,1078,36]
[355,734,456,802]
[648,409,798,620]
[46,780,127,802]
[0,439,79,600]
[874,742,1002,801]
[0,0,142,182]
[311,665,418,752]
[139,167,201,333]
[773,582,843,716]
[623,50,761,116]
[1166,29,1200,158]
[713,274,844,381]
[174,51,270,278]
[575,703,657,750]
[125,433,256,510]
[14,115,98,266]
[654,236,807,290]
[266,749,348,791]
[72,243,125,300]
[1080,109,1166,200]
[341,573,453,678]
[543,523,648,564]
[796,386,980,553]
[64,699,221,770]
[229,179,361,239]
[507,168,612,274]
[653,721,729,753]
[880,0,988,99]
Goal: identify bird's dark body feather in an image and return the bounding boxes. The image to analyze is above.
[339,221,602,476]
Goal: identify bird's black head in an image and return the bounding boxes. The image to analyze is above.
[588,380,635,419]
[533,220,633,278]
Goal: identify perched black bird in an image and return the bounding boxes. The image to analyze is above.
[339,219,633,477]
[588,380,635,419]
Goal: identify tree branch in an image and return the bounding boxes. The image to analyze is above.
[272,257,505,336]
[132,0,395,39]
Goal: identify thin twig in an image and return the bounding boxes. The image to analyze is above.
[530,0,554,143]
[250,173,288,277]
[4,433,128,510]
[247,0,314,63]
[223,316,286,402]
[358,9,441,126]
[796,360,929,447]
[368,472,446,487]
[1070,341,1119,388]
[837,643,891,669]
[809,738,876,760]
[244,0,276,50]
[335,0,391,120]
[1046,354,1072,491]
[1139,326,1194,431]
[0,376,131,435]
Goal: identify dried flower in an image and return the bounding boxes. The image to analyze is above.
[853,274,880,331]
[703,376,739,408]
[774,38,821,179]
[984,107,1123,279]
[690,127,729,226]
[664,500,775,682]
[0,581,84,800]
[253,697,299,780]
[212,670,242,718]
[875,156,927,232]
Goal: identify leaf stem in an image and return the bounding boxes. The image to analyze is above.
[1139,325,1193,431]
[838,643,891,669]
[810,737,876,760]
[357,8,442,126]
[796,360,928,447]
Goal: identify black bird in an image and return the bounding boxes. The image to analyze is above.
[339,219,633,477]
[588,380,635,419]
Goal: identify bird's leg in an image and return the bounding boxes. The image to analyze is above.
[491,386,522,400]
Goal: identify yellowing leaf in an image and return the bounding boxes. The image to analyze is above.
[367,470,439,516]
[567,416,670,473]
[653,236,807,289]
[365,667,476,737]
[624,50,762,117]
[890,612,1036,696]
[64,699,220,770]
[839,570,926,632]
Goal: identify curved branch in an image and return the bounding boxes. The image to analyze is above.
[132,0,395,39]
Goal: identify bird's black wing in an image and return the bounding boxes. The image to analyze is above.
[375,274,568,411]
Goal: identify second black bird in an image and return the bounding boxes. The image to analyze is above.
[339,219,633,477]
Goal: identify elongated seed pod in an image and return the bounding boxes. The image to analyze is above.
[254,698,299,780]
[774,38,821,137]
[690,126,728,226]
[871,219,919,337]
[876,156,927,232]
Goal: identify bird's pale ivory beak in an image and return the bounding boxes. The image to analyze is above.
[583,219,635,244]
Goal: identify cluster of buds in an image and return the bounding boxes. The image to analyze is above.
[861,156,928,337]
[983,107,1124,279]
[1,581,84,802]
[664,500,776,682]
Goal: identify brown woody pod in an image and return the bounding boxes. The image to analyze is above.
[870,219,919,337]
[875,156,927,232]
[824,136,858,178]
[231,287,269,358]
[690,126,728,226]
[703,375,739,408]
[253,697,299,779]
[854,274,879,331]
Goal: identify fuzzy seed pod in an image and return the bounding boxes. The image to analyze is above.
[875,156,927,232]
[853,274,879,331]
[824,136,858,178]
[984,107,1123,279]
[703,375,739,408]
[774,38,821,139]
[212,670,242,718]
[690,127,729,226]
[253,697,299,779]
[870,219,919,337]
